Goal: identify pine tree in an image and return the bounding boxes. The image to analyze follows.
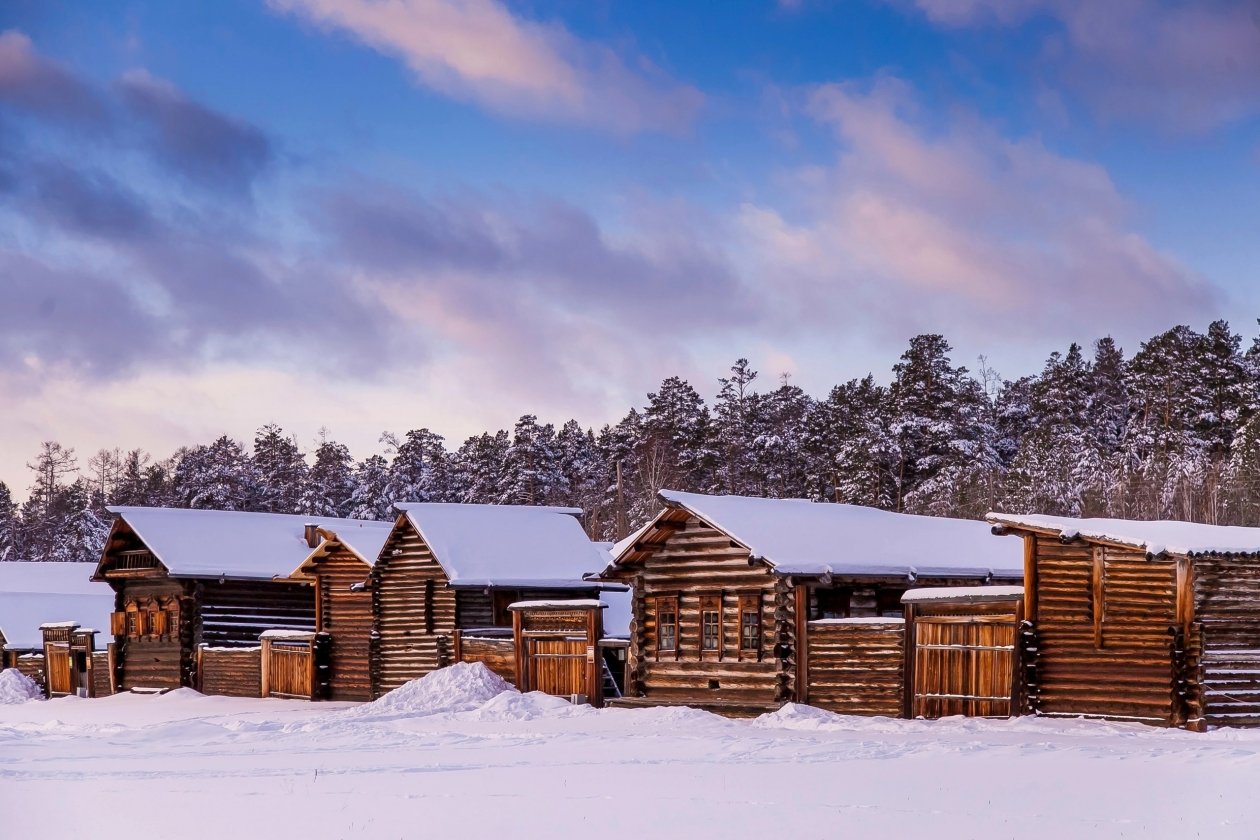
[640,376,713,500]
[827,377,900,509]
[112,449,170,508]
[556,420,604,528]
[500,415,566,505]
[383,428,452,504]
[21,442,78,561]
[748,379,812,498]
[0,481,21,561]
[712,359,759,495]
[51,480,110,563]
[171,436,261,511]
[453,430,511,504]
[347,455,392,521]
[300,433,357,517]
[252,424,308,514]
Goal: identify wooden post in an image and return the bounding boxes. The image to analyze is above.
[512,608,527,693]
[903,602,917,719]
[794,583,809,705]
[107,642,118,696]
[260,637,272,698]
[1092,546,1105,649]
[1023,535,1037,621]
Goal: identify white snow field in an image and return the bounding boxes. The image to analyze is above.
[2,663,1259,839]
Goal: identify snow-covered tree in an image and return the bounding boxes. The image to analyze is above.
[171,436,261,511]
[252,424,308,514]
[500,415,566,505]
[347,455,392,521]
[300,434,357,517]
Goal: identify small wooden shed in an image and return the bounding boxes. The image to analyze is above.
[989,513,1260,729]
[370,503,618,698]
[95,507,377,692]
[509,600,606,706]
[600,490,1023,717]
[40,623,114,698]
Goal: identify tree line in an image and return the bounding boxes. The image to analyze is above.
[4,320,1260,563]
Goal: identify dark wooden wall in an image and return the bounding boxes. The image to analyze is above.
[315,548,374,701]
[371,519,457,696]
[456,635,517,683]
[1028,536,1179,725]
[197,580,316,648]
[1190,555,1260,728]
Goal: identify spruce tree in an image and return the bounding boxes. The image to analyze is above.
[301,434,357,517]
[252,424,308,514]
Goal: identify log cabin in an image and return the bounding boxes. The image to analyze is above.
[0,562,114,695]
[94,506,386,692]
[600,490,1023,716]
[371,503,621,697]
[287,522,393,700]
[988,513,1260,730]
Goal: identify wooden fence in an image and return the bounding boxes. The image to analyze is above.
[453,631,517,684]
[260,632,329,700]
[806,619,905,716]
[198,646,262,697]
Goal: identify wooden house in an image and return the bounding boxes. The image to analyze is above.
[600,490,1023,716]
[94,507,385,692]
[989,513,1260,730]
[287,522,393,700]
[371,503,618,697]
[0,562,114,695]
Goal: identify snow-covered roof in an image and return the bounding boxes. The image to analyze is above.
[105,506,394,580]
[987,513,1260,558]
[613,490,1022,579]
[0,563,115,650]
[395,503,609,588]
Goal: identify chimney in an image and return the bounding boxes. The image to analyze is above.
[304,523,321,549]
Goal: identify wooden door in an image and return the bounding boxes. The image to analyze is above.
[525,637,589,698]
[912,615,1018,718]
[46,644,71,696]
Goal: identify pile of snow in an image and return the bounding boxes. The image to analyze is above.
[339,662,514,720]
[469,690,584,722]
[0,669,43,704]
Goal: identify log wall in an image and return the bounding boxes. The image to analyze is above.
[199,646,262,697]
[1191,555,1260,728]
[315,548,375,701]
[91,650,112,697]
[807,619,904,716]
[371,519,457,696]
[1029,537,1178,724]
[14,653,45,691]
[626,515,787,712]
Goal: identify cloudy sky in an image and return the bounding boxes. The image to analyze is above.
[2,0,1259,491]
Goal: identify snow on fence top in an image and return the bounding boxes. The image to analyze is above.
[395,503,610,588]
[104,506,394,579]
[630,490,1023,579]
[901,585,1025,604]
[986,513,1260,558]
[0,562,115,651]
[507,599,606,610]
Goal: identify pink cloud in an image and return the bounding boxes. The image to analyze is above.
[898,0,1260,131]
[736,76,1216,340]
[268,0,702,134]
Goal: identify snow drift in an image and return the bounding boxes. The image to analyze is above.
[337,662,514,720]
[0,669,43,704]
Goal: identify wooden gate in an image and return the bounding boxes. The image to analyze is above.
[260,631,328,700]
[903,588,1024,720]
[510,600,605,706]
[45,644,71,696]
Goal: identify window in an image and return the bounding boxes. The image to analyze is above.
[740,607,761,651]
[876,589,906,617]
[655,596,678,656]
[814,587,852,620]
[701,609,720,651]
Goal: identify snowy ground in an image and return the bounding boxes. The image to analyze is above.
[3,668,1259,839]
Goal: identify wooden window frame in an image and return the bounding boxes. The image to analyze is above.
[700,594,722,658]
[654,595,679,661]
[738,593,762,661]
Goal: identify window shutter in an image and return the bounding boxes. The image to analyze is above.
[110,611,126,636]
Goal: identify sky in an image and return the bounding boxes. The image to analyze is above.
[1,0,1259,495]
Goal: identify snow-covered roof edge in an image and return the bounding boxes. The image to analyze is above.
[901,585,1024,604]
[986,512,1260,558]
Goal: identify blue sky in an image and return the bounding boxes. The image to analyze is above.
[2,0,1259,488]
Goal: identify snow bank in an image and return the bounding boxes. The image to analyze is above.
[469,690,583,721]
[0,669,44,704]
[340,662,514,720]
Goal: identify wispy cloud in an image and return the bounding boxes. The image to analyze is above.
[267,0,703,133]
[895,0,1260,131]
[736,75,1216,339]
[0,29,107,123]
